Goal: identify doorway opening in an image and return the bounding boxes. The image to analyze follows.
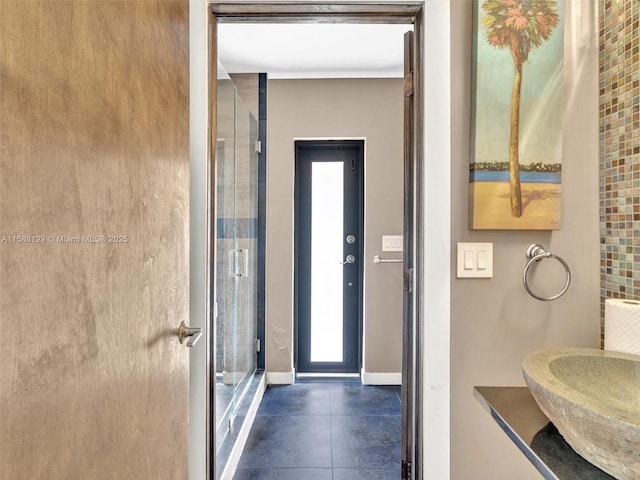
[208,4,424,479]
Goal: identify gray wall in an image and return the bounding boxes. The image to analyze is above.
[450,1,600,478]
[266,78,404,376]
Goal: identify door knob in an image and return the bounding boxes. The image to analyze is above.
[178,321,203,347]
[340,254,356,265]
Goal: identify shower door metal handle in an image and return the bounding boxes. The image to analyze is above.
[178,321,202,347]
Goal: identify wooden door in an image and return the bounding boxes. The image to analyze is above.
[0,1,190,478]
[401,28,421,480]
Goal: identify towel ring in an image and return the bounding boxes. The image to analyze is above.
[523,244,571,301]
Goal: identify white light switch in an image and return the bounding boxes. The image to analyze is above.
[382,235,403,252]
[457,243,493,278]
[477,250,488,270]
[464,250,474,270]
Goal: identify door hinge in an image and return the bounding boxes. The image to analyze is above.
[255,339,261,352]
[255,139,262,154]
[402,460,412,479]
[404,268,414,293]
[404,72,414,97]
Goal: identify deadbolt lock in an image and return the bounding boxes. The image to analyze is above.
[340,254,356,265]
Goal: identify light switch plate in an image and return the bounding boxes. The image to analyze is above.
[382,235,403,252]
[457,242,493,278]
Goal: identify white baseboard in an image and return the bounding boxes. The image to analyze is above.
[361,370,402,385]
[266,370,295,385]
[219,374,267,480]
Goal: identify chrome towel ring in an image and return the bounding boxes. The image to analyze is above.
[523,244,571,301]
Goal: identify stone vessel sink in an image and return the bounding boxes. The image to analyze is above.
[522,347,640,479]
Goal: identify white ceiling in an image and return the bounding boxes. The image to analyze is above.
[217,24,413,79]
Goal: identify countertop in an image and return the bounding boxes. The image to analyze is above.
[474,386,615,480]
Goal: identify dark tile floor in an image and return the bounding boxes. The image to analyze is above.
[233,377,401,479]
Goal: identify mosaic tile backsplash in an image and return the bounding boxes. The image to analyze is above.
[599,0,640,343]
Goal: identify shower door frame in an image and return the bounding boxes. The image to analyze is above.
[207,3,425,479]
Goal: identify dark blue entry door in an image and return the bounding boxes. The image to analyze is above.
[295,140,364,373]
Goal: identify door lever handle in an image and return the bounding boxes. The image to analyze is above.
[178,321,203,347]
[340,254,356,265]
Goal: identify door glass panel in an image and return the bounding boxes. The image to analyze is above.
[215,66,258,466]
[310,161,344,362]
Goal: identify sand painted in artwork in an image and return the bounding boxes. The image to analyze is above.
[470,181,560,230]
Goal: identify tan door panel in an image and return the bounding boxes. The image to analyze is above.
[0,1,190,478]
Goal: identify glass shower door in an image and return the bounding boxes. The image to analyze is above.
[215,70,258,461]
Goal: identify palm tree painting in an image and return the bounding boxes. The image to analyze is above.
[469,0,564,230]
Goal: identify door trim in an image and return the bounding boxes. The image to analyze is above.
[207,4,425,479]
[211,2,422,23]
